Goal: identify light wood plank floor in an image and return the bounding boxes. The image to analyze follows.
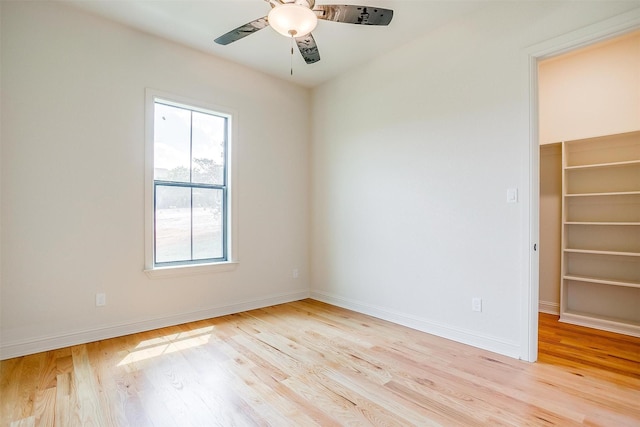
[1,300,639,426]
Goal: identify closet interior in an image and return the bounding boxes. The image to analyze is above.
[538,30,640,337]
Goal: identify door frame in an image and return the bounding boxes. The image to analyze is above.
[521,9,640,362]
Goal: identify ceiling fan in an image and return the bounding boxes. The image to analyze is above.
[214,0,394,65]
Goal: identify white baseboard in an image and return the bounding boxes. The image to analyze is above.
[0,290,309,360]
[560,312,640,338]
[538,300,560,315]
[309,290,522,360]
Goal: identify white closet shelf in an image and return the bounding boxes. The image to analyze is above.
[564,248,640,257]
[564,221,640,226]
[565,159,640,170]
[560,131,640,336]
[563,274,640,289]
[564,191,640,197]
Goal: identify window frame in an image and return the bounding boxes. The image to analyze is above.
[144,89,238,278]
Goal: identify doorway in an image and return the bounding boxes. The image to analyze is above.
[527,16,640,362]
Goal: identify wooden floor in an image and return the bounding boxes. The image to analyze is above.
[1,300,639,426]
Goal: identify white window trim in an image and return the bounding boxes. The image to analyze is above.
[144,88,239,278]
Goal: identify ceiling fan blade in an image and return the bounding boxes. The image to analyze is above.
[314,5,393,25]
[295,33,320,64]
[214,16,269,45]
[264,0,284,7]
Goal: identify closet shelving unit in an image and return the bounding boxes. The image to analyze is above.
[560,130,640,337]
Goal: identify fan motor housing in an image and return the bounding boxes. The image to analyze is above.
[281,0,315,8]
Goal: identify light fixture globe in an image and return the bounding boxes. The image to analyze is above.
[268,3,318,38]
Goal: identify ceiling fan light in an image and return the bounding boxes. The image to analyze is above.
[268,4,318,38]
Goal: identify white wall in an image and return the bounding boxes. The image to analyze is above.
[310,2,640,359]
[539,144,562,314]
[539,30,640,145]
[1,2,310,358]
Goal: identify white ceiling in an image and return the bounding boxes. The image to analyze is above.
[65,0,487,87]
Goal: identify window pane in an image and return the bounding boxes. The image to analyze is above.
[193,188,224,259]
[150,97,230,267]
[155,186,191,263]
[154,103,191,183]
[192,111,226,185]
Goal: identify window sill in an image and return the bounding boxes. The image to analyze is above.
[144,261,238,279]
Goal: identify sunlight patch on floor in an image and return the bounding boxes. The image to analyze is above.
[118,326,214,366]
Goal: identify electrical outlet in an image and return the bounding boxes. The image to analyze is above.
[96,293,106,307]
[472,297,482,312]
[292,268,299,279]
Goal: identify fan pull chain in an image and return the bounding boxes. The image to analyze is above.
[288,29,297,76]
[290,34,294,76]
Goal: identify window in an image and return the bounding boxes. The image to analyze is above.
[145,91,236,275]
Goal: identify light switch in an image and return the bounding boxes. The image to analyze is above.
[507,188,518,204]
[96,292,106,307]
